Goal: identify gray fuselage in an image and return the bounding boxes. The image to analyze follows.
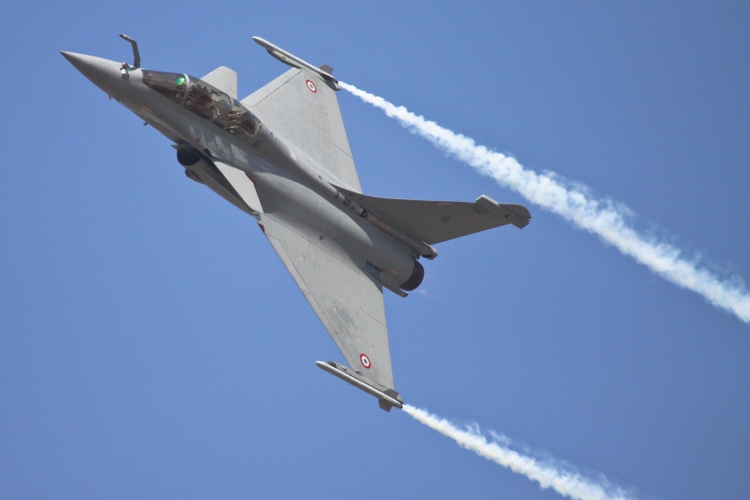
[62,52,421,291]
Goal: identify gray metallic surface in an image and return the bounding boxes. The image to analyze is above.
[200,66,238,99]
[252,36,340,91]
[338,187,532,244]
[242,67,361,192]
[316,361,402,410]
[62,38,530,411]
[266,217,394,389]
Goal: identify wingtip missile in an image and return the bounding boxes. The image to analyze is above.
[316,361,403,411]
[253,36,340,90]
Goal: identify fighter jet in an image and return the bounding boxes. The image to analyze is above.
[61,35,531,411]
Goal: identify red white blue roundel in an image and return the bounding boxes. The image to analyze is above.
[360,353,371,369]
[305,79,317,93]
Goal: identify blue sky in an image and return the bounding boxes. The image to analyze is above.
[2,2,749,499]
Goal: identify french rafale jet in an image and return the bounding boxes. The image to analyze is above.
[62,35,531,411]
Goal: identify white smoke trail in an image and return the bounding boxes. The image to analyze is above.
[403,405,634,500]
[340,82,750,324]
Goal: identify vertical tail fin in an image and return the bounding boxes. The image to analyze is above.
[200,66,238,99]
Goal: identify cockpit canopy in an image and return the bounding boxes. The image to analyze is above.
[142,70,261,140]
[142,70,187,103]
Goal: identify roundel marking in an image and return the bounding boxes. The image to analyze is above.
[305,79,317,93]
[359,353,371,369]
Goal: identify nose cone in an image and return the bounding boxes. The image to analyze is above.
[60,51,129,97]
